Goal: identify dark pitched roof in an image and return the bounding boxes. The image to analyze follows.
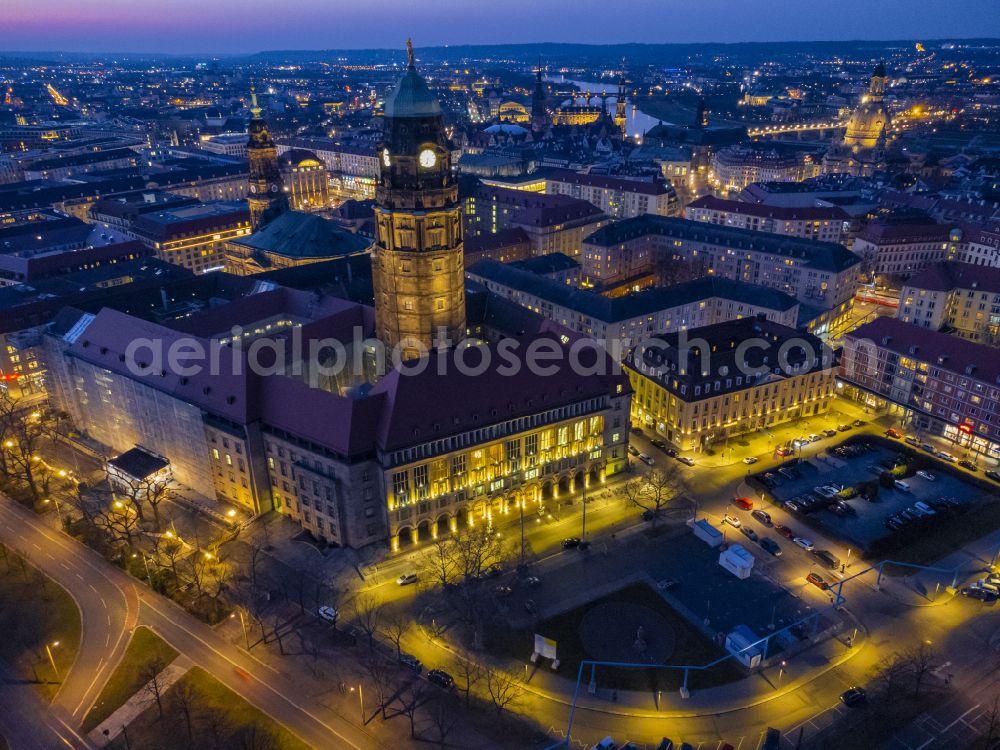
[229,211,372,259]
[686,195,850,222]
[584,215,860,273]
[109,447,169,480]
[847,317,1000,386]
[509,252,579,276]
[467,259,798,323]
[545,169,673,196]
[905,262,1000,294]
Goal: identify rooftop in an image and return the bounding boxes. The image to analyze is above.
[904,261,1000,295]
[228,210,372,260]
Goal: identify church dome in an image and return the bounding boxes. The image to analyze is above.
[383,41,441,119]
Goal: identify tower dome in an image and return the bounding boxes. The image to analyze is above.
[383,39,441,119]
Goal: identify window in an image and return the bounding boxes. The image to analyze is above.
[392,471,410,504]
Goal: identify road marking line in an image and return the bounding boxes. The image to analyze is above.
[101,597,107,609]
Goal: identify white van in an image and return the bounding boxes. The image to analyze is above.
[894,480,910,492]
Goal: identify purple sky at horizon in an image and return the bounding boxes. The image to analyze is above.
[6,0,1000,55]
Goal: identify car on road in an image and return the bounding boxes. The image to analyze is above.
[663,447,679,458]
[894,480,911,492]
[656,577,679,591]
[732,496,754,510]
[317,605,339,623]
[523,576,541,587]
[494,585,512,598]
[920,443,935,453]
[852,419,866,427]
[759,538,782,556]
[399,653,423,672]
[793,537,815,551]
[809,433,822,443]
[775,447,792,457]
[783,500,801,513]
[427,669,455,689]
[562,538,581,548]
[840,687,867,707]
[806,572,828,590]
[751,510,772,526]
[774,524,795,540]
[916,470,935,481]
[723,513,742,528]
[937,451,957,463]
[822,429,837,438]
[396,573,418,586]
[959,459,978,471]
[884,428,902,439]
[638,452,654,465]
[650,438,666,450]
[904,436,920,446]
[740,526,758,542]
[812,549,840,569]
[628,446,639,456]
[677,456,695,466]
[986,470,1000,483]
[743,456,758,465]
[838,424,852,432]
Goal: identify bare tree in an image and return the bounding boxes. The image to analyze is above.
[172,679,198,746]
[454,650,483,708]
[363,654,397,721]
[623,464,688,526]
[3,406,66,505]
[350,592,385,649]
[380,612,409,659]
[425,538,458,587]
[484,664,524,715]
[393,679,429,739]
[140,657,169,717]
[107,467,174,532]
[904,641,938,698]
[423,693,460,749]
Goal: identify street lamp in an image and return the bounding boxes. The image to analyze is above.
[351,684,364,723]
[45,641,60,680]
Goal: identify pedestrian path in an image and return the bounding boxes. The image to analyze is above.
[87,656,192,745]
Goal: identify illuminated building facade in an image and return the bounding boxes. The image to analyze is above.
[372,41,466,358]
[130,201,252,274]
[278,149,330,212]
[625,318,835,450]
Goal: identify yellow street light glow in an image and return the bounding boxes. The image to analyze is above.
[165,530,174,538]
[227,509,237,517]
[4,441,12,447]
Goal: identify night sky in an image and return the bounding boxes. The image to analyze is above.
[7,0,1000,55]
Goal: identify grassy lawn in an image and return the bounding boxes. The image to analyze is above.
[485,583,744,692]
[82,627,179,732]
[107,667,311,750]
[0,543,81,701]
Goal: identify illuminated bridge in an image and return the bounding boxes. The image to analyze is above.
[747,120,848,138]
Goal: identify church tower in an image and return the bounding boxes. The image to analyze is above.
[530,59,549,135]
[843,62,890,151]
[614,64,627,139]
[372,41,466,360]
[246,86,288,229]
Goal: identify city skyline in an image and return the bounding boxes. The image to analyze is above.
[5,0,1000,55]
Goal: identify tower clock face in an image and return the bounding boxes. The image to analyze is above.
[249,185,258,193]
[270,184,278,193]
[382,148,391,167]
[418,148,437,168]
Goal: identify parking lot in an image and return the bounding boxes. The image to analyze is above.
[756,438,982,552]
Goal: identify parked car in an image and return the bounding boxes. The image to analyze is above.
[751,510,772,526]
[740,526,758,542]
[852,419,865,427]
[838,424,852,432]
[806,572,828,590]
[894,480,911,492]
[775,447,792,457]
[396,573,418,586]
[822,429,837,438]
[562,538,581,548]
[884,428,901,438]
[986,470,1000,483]
[920,442,935,453]
[840,687,867,707]
[937,451,957,462]
[732,496,754,510]
[522,576,541,587]
[664,447,679,458]
[656,577,679,591]
[778,467,799,480]
[774,524,795,539]
[916,470,935,481]
[959,459,978,471]
[494,585,512,598]
[913,501,936,516]
[399,653,423,672]
[904,436,920,446]
[793,537,815,551]
[524,599,536,614]
[677,456,695,466]
[317,605,339,623]
[628,446,639,456]
[783,500,802,513]
[650,438,666,450]
[427,669,455,689]
[808,433,822,443]
[759,537,782,556]
[743,456,759,465]
[723,514,742,528]
[961,586,998,602]
[639,453,654,466]
[813,549,841,569]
